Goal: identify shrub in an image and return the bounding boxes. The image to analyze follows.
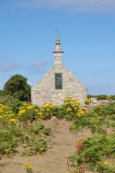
[0,90,5,96]
[43,128,51,136]
[85,98,91,105]
[54,106,66,119]
[69,133,115,172]
[0,103,17,125]
[27,124,44,135]
[31,139,47,154]
[18,102,41,123]
[4,74,31,101]
[0,126,22,155]
[63,97,81,120]
[70,103,115,133]
[88,94,115,101]
[9,98,23,114]
[54,97,86,121]
[41,103,54,119]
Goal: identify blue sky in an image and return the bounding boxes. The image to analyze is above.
[0,0,115,95]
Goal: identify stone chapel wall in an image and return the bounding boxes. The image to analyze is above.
[31,64,87,107]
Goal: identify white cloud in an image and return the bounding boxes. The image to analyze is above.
[0,63,21,72]
[15,0,115,13]
[28,59,48,73]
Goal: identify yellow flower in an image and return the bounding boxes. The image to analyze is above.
[77,112,81,117]
[38,112,42,116]
[98,116,102,120]
[25,163,32,170]
[40,147,44,152]
[27,105,33,110]
[67,107,72,112]
[59,106,63,109]
[23,102,28,106]
[10,118,18,123]
[48,103,54,108]
[85,98,91,104]
[18,109,26,116]
[43,104,47,109]
[103,160,109,166]
[77,107,86,117]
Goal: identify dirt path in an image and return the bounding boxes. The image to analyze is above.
[0,119,91,173]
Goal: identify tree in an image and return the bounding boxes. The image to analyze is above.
[4,74,31,101]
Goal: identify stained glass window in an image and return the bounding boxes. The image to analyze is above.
[55,73,62,90]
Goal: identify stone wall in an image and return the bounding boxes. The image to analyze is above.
[31,64,87,107]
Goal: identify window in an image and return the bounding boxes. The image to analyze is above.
[55,73,62,90]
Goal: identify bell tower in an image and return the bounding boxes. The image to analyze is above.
[53,37,63,65]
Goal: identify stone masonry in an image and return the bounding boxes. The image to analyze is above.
[31,37,87,107]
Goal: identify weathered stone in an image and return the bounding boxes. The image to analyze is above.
[31,37,87,107]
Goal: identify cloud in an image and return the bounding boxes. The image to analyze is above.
[0,63,22,72]
[15,0,115,13]
[28,59,48,73]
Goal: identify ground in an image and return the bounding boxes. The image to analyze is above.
[0,119,92,173]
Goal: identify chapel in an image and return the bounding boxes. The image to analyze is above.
[31,36,87,106]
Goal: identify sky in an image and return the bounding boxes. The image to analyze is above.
[0,0,115,95]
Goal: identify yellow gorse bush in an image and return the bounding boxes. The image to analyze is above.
[41,103,54,119]
[64,97,80,112]
[0,103,15,124]
[85,98,91,105]
[18,102,42,122]
[64,97,87,118]
[77,107,87,117]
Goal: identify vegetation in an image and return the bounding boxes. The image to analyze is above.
[69,134,115,173]
[0,102,50,157]
[0,94,115,172]
[4,74,31,101]
[88,94,115,101]
[70,103,115,134]
[54,97,86,120]
[69,102,115,173]
[25,163,33,173]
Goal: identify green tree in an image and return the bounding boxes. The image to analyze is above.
[4,74,31,101]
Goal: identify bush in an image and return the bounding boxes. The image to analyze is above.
[31,139,47,154]
[4,74,31,101]
[41,103,55,119]
[18,102,41,123]
[69,133,115,172]
[0,90,5,96]
[70,103,115,133]
[27,124,44,135]
[88,95,115,101]
[0,126,22,155]
[43,128,51,136]
[85,98,91,105]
